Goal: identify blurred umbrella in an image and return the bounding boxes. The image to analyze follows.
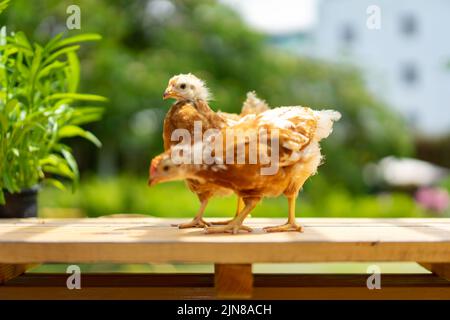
[365,156,449,188]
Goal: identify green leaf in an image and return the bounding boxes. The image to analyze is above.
[29,44,43,79]
[13,32,32,51]
[37,60,66,79]
[47,93,108,102]
[60,146,79,191]
[66,51,80,92]
[44,45,80,65]
[15,52,30,77]
[51,33,101,51]
[0,189,4,205]
[69,107,104,125]
[2,44,18,56]
[3,172,17,191]
[40,155,76,179]
[43,178,66,191]
[42,164,75,179]
[44,32,63,52]
[0,113,7,131]
[28,145,39,152]
[7,41,32,54]
[60,146,79,179]
[5,99,18,114]
[0,0,10,15]
[58,125,102,147]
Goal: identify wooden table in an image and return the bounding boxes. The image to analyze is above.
[0,217,449,299]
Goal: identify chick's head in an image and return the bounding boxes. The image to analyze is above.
[148,152,186,186]
[163,73,210,102]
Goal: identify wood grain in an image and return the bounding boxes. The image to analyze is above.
[0,218,449,264]
[419,263,450,281]
[0,273,448,300]
[0,264,35,284]
[215,264,253,298]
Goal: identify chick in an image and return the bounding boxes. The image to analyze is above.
[159,73,268,228]
[150,106,341,234]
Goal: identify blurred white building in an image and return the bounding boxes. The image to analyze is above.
[310,0,450,136]
[235,0,450,136]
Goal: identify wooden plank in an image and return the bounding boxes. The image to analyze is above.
[419,263,450,281]
[0,218,449,264]
[0,273,448,300]
[215,264,253,298]
[0,264,35,284]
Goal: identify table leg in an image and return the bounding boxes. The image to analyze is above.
[214,264,253,298]
[0,264,36,284]
[419,263,450,281]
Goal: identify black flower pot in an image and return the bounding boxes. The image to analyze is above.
[0,186,39,218]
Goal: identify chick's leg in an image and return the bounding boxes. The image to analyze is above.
[210,196,244,225]
[172,198,211,229]
[264,196,303,232]
[205,197,259,234]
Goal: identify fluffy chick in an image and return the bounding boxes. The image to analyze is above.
[150,106,341,234]
[159,73,268,228]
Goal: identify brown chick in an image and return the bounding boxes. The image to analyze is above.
[159,73,269,228]
[149,106,341,234]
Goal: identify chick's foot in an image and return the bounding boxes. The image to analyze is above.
[263,223,304,233]
[172,217,211,229]
[209,219,234,225]
[205,222,253,234]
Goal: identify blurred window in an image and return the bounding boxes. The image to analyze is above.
[341,23,355,45]
[400,14,417,36]
[401,63,419,85]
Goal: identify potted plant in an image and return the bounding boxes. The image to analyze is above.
[0,27,106,217]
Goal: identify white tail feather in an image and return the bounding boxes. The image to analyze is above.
[314,110,341,141]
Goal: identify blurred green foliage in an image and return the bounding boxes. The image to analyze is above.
[39,174,425,218]
[0,0,414,197]
[29,261,427,274]
[440,175,450,193]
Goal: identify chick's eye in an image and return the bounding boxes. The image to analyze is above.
[180,83,186,89]
[163,165,169,172]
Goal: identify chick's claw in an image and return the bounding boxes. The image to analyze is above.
[172,217,211,229]
[263,223,304,233]
[204,223,253,234]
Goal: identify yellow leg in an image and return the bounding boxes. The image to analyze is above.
[172,199,211,229]
[237,196,244,214]
[210,196,244,225]
[264,196,303,233]
[205,198,259,234]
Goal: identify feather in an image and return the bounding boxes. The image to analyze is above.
[240,91,270,116]
[313,110,342,141]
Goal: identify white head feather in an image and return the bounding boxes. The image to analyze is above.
[167,73,211,101]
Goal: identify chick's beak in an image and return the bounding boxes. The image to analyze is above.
[148,159,159,187]
[163,87,174,100]
[147,176,158,187]
[148,171,161,187]
[163,91,170,100]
